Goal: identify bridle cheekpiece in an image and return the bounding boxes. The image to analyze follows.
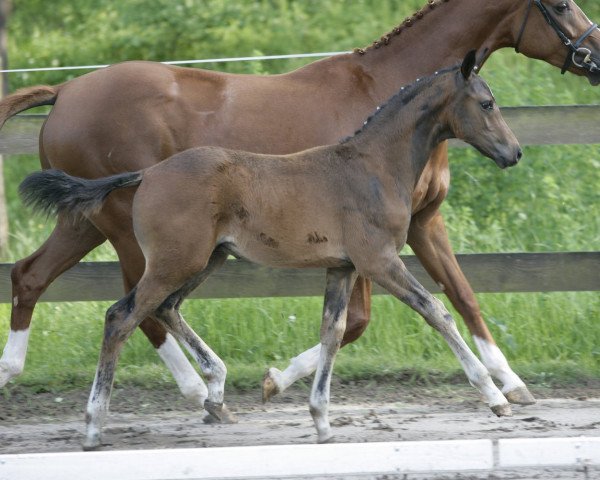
[515,0,599,74]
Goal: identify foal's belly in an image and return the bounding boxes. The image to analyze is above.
[219,234,351,269]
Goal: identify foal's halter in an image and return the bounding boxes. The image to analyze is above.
[515,0,599,74]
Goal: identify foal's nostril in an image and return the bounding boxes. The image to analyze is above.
[516,149,523,162]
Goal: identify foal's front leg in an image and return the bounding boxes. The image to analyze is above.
[367,253,512,417]
[262,278,371,402]
[310,267,358,444]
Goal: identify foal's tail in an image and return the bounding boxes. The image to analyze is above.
[0,85,60,129]
[19,169,143,219]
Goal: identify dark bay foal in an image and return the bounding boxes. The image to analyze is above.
[20,53,522,447]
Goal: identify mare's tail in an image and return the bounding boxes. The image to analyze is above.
[0,85,60,129]
[19,169,143,219]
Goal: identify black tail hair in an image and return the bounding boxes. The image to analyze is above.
[19,169,143,219]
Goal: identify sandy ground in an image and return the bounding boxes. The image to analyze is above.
[1,379,599,478]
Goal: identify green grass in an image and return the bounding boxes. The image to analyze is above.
[0,0,599,393]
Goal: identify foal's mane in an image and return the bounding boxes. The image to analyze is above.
[354,0,451,55]
[340,64,459,144]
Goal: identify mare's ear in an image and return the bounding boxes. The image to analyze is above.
[461,50,478,80]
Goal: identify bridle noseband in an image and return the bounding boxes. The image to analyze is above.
[515,0,599,74]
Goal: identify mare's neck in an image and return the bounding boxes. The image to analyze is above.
[351,0,516,101]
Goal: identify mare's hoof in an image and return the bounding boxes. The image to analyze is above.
[262,368,281,403]
[204,400,238,424]
[504,386,536,406]
[491,403,513,417]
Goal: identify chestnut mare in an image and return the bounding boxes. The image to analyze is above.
[1,0,599,408]
[20,55,522,446]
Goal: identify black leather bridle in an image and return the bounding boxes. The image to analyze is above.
[515,0,599,74]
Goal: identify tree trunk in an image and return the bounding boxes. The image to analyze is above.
[0,0,10,256]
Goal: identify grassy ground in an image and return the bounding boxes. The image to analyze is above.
[1,0,599,393]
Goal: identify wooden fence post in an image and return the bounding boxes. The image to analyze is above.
[0,0,10,256]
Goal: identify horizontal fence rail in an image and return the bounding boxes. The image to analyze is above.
[1,105,600,155]
[1,252,598,303]
[1,437,598,480]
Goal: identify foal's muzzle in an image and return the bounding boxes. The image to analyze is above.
[497,147,523,169]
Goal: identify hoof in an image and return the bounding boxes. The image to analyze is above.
[204,400,238,424]
[317,433,335,444]
[504,386,536,406]
[262,368,281,403]
[82,438,102,451]
[491,403,513,417]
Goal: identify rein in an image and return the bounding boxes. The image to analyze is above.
[515,0,599,74]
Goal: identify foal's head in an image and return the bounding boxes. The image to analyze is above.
[447,51,522,169]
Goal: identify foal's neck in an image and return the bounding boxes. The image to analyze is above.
[345,72,455,189]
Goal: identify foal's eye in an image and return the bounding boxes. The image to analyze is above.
[554,2,569,14]
[480,100,494,111]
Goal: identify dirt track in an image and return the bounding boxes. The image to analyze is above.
[1,379,599,456]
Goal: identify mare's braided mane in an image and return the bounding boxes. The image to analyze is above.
[354,0,451,54]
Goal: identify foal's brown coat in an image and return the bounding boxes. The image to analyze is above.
[21,60,521,445]
[1,0,599,404]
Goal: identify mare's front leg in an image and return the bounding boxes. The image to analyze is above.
[1,215,106,386]
[408,208,535,405]
[262,277,371,402]
[310,267,358,444]
[364,251,512,417]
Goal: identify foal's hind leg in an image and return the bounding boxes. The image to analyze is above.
[363,252,511,417]
[309,267,358,443]
[83,272,187,450]
[114,231,209,408]
[408,209,535,405]
[262,278,371,402]
[1,216,106,387]
[153,247,236,424]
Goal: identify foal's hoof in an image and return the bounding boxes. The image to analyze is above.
[262,368,282,403]
[491,403,513,417]
[82,437,102,451]
[317,433,335,444]
[504,386,536,406]
[204,400,238,424]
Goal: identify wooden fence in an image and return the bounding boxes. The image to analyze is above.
[0,105,599,303]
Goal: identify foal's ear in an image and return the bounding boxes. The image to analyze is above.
[461,50,478,80]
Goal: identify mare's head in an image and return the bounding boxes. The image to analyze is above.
[447,51,522,170]
[513,0,600,85]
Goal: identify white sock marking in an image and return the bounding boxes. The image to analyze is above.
[157,333,208,406]
[473,335,526,393]
[0,329,30,385]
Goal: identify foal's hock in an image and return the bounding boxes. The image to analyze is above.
[21,53,521,446]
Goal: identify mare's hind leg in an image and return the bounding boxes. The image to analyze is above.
[262,277,371,402]
[153,247,236,424]
[408,209,535,405]
[309,267,358,444]
[362,251,511,417]
[1,216,106,386]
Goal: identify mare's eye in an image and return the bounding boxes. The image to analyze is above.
[481,100,494,111]
[554,2,569,14]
